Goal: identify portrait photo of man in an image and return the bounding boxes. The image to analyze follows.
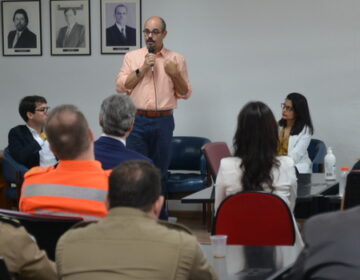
[56,7,85,48]
[106,3,136,46]
[8,8,37,49]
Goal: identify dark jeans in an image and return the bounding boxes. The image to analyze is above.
[126,114,175,220]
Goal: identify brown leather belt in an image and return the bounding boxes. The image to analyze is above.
[136,109,173,118]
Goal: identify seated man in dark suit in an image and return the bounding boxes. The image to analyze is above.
[56,8,85,48]
[284,206,360,279]
[95,94,151,169]
[7,96,57,169]
[8,9,36,48]
[106,4,136,46]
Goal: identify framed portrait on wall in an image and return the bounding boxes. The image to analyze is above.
[50,0,91,55]
[100,0,141,54]
[1,0,42,56]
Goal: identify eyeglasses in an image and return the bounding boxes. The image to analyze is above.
[143,29,163,36]
[35,106,50,113]
[281,103,293,112]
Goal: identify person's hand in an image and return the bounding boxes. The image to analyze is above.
[164,57,179,77]
[142,53,156,71]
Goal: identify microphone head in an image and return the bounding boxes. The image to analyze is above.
[148,46,156,54]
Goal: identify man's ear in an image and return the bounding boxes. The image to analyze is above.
[99,114,103,128]
[88,129,94,142]
[153,195,164,218]
[27,111,34,120]
[127,118,135,132]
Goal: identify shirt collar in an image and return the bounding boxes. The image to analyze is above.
[67,23,75,31]
[116,23,125,31]
[159,47,169,57]
[56,160,104,171]
[101,133,126,145]
[26,124,40,135]
[108,207,152,219]
[141,46,168,57]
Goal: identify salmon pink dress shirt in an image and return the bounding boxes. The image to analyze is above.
[116,47,192,110]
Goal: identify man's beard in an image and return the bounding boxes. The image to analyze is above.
[16,24,26,31]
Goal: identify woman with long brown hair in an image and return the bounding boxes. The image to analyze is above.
[215,101,297,212]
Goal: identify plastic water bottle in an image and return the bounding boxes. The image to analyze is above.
[324,147,336,180]
[339,166,350,197]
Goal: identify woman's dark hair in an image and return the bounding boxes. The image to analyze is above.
[279,92,314,135]
[233,101,279,191]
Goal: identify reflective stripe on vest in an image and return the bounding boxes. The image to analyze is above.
[23,184,107,202]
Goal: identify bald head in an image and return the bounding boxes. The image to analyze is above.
[45,105,91,160]
[145,16,166,32]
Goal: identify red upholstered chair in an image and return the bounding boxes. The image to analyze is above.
[213,192,295,245]
[202,142,231,182]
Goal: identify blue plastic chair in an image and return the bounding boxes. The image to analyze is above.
[2,148,28,201]
[307,139,326,173]
[166,136,211,198]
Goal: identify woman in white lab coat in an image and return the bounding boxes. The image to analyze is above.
[278,93,314,174]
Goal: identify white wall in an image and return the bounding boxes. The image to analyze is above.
[1,0,360,169]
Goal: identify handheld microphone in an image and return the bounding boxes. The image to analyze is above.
[148,46,156,72]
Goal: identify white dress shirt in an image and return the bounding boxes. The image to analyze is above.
[26,125,57,167]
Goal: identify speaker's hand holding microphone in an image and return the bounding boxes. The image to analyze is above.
[145,46,156,72]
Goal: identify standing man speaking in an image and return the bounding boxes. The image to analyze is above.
[116,16,192,215]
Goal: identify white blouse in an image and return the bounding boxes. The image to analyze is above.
[215,156,297,212]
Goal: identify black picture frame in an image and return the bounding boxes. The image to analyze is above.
[100,0,141,54]
[50,0,91,56]
[1,0,42,56]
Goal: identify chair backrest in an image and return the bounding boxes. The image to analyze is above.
[0,257,11,280]
[307,139,327,173]
[2,148,28,185]
[202,142,231,180]
[343,170,360,209]
[214,192,295,245]
[0,209,83,260]
[168,136,211,172]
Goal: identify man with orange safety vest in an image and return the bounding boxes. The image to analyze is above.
[19,105,111,220]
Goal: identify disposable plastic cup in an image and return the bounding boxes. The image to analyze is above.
[168,217,178,223]
[210,235,227,258]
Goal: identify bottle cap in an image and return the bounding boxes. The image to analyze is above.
[341,166,350,171]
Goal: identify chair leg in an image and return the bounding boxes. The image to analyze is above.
[202,203,206,225]
[206,202,212,232]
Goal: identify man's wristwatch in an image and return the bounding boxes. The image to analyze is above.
[135,69,141,78]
